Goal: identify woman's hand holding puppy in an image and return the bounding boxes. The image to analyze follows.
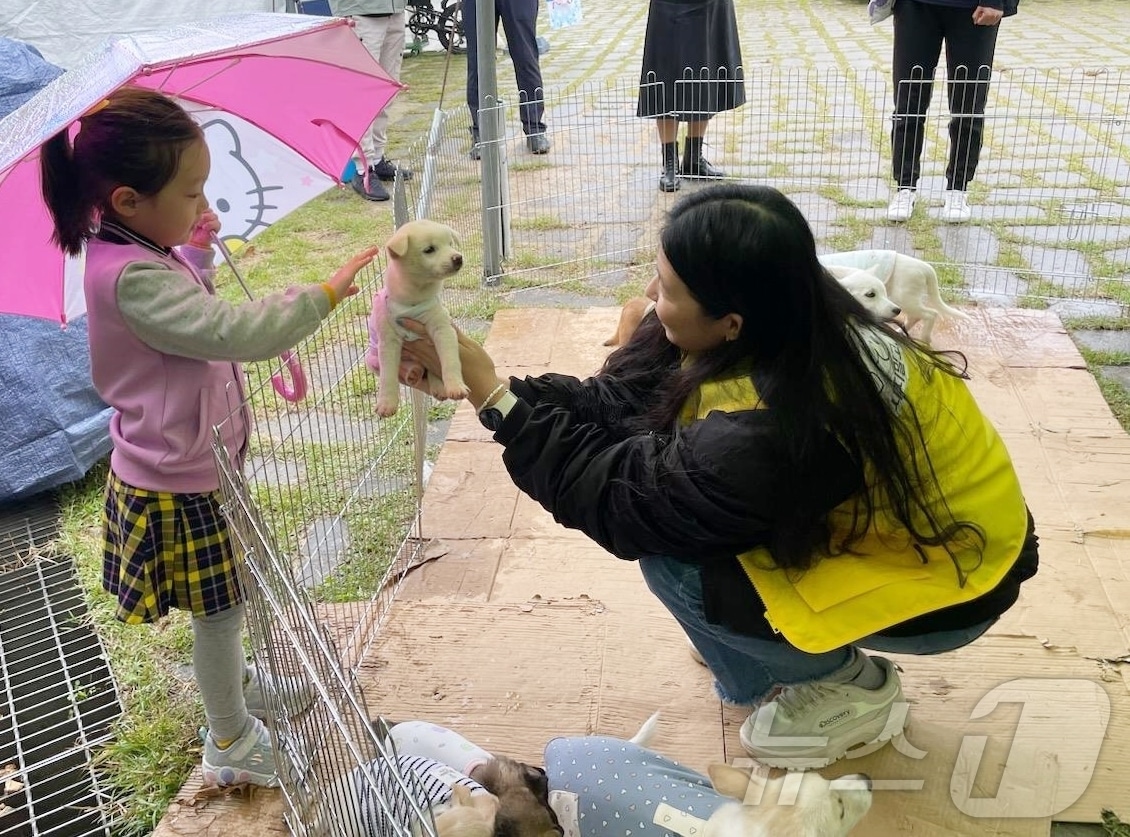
[398,319,507,409]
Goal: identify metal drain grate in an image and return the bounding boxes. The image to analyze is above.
[0,557,122,836]
[0,495,61,567]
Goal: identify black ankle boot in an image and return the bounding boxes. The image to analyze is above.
[659,142,680,192]
[681,136,725,178]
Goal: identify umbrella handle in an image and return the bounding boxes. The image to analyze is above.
[272,349,308,403]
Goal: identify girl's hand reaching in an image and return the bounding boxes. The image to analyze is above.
[187,209,221,250]
[326,246,380,303]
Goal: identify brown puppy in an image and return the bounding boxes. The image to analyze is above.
[469,756,562,837]
[602,296,654,347]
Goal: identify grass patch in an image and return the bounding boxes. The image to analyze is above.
[1104,809,1130,836]
[55,465,200,837]
[1093,372,1130,433]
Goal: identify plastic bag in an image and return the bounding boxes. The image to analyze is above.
[869,0,895,25]
[546,0,582,30]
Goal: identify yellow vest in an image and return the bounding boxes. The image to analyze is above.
[679,329,1029,653]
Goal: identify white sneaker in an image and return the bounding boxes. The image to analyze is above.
[244,664,316,721]
[886,188,917,222]
[202,716,279,787]
[739,657,906,769]
[942,189,972,222]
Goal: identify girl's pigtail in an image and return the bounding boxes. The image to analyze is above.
[40,130,91,256]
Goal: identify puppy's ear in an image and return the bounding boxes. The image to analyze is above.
[450,783,474,806]
[520,763,550,801]
[708,763,767,802]
[386,227,411,259]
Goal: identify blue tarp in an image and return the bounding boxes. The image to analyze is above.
[1,39,112,501]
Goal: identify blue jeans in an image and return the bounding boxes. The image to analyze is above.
[640,554,995,705]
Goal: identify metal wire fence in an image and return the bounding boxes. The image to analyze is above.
[398,66,1130,318]
[213,64,1130,835]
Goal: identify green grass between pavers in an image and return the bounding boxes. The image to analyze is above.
[1064,316,1130,434]
[1104,809,1130,836]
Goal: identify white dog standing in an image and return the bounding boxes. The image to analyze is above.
[366,220,469,417]
[820,249,970,345]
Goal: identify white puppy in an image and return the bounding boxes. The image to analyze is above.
[821,249,971,345]
[836,268,904,321]
[366,220,468,417]
[544,713,872,837]
[704,764,872,837]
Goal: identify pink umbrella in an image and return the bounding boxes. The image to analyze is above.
[0,13,403,326]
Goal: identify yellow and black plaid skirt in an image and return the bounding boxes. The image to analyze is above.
[102,471,242,624]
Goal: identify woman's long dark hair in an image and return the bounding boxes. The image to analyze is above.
[602,184,983,574]
[40,86,203,256]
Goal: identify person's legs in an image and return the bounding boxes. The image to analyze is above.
[941,9,999,193]
[192,603,248,741]
[463,0,483,138]
[498,0,549,150]
[656,117,680,192]
[193,604,278,787]
[889,0,945,219]
[349,15,396,200]
[639,555,854,705]
[681,117,724,178]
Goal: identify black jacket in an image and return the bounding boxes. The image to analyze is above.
[496,371,1038,642]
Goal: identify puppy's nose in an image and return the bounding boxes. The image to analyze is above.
[892,307,902,317]
[861,775,873,791]
[452,253,464,268]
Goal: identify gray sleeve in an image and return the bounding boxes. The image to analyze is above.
[116,261,333,362]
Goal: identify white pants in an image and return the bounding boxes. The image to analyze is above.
[352,13,407,166]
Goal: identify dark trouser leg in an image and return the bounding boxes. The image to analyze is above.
[498,0,546,135]
[942,13,999,190]
[891,0,945,189]
[463,0,499,135]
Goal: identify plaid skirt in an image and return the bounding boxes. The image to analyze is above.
[102,471,242,624]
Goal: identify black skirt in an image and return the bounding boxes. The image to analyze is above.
[637,0,746,120]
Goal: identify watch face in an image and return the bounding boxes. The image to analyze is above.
[479,408,505,432]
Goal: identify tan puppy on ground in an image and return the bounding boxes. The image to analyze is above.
[417,783,499,837]
[603,296,654,347]
[366,219,468,417]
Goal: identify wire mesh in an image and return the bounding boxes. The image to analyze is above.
[210,197,462,831]
[395,66,1129,317]
[0,558,121,837]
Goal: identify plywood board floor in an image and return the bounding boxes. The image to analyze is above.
[155,307,1130,836]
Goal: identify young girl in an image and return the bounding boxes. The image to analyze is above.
[40,86,379,787]
[401,183,1038,769]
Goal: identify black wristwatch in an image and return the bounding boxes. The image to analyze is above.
[478,390,518,431]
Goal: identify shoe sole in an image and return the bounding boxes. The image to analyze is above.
[739,710,906,769]
[203,764,280,788]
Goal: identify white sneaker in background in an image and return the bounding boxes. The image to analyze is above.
[886,188,917,222]
[942,189,972,223]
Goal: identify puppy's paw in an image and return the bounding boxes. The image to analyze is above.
[442,381,471,401]
[375,398,400,418]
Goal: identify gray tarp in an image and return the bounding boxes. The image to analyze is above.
[1,39,111,501]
